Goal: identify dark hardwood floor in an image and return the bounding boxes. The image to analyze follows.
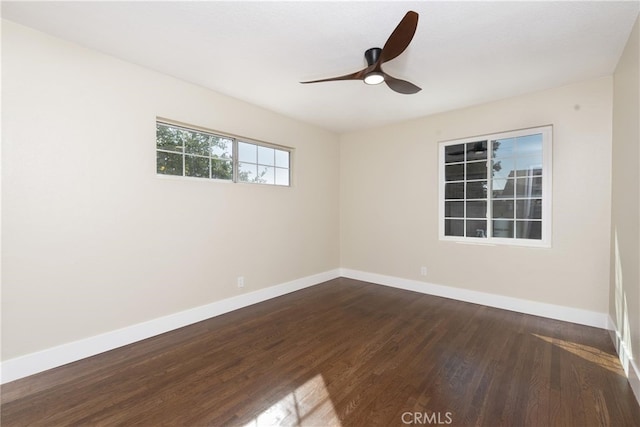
[2,278,639,426]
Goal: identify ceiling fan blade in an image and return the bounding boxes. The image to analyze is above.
[380,11,419,64]
[300,68,366,84]
[384,74,421,94]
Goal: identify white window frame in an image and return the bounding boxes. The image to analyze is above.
[438,125,553,247]
[156,119,292,187]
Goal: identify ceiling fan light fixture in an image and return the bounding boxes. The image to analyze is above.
[364,71,384,85]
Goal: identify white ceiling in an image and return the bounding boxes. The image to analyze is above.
[2,1,638,133]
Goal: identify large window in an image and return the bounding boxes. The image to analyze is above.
[439,126,552,247]
[156,120,291,186]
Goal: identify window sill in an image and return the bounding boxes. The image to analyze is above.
[440,237,551,249]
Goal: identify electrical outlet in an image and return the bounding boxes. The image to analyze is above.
[420,266,428,276]
[237,276,244,288]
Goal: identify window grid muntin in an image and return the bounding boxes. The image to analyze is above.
[156,122,234,181]
[237,140,290,186]
[444,141,489,238]
[489,133,544,240]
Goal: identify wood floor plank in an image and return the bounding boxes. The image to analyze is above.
[2,278,639,426]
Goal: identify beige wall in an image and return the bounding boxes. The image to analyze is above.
[1,16,628,365]
[611,15,639,363]
[341,77,613,313]
[1,21,340,360]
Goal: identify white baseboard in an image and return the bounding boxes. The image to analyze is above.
[0,268,616,385]
[608,316,640,406]
[0,269,341,384]
[340,268,609,329]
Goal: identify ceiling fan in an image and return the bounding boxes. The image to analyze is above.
[300,11,421,95]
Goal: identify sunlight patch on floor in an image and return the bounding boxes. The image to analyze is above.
[532,333,623,375]
[243,374,342,427]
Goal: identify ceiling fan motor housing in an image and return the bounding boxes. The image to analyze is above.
[365,47,382,66]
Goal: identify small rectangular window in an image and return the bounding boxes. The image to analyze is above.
[439,126,552,247]
[156,120,291,186]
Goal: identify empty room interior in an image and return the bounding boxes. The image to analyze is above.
[2,1,640,426]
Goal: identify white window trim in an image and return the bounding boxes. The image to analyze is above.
[156,118,292,187]
[438,125,553,248]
